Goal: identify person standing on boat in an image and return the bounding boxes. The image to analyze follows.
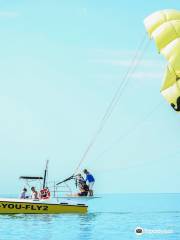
[83,169,95,196]
[20,188,28,199]
[31,187,39,199]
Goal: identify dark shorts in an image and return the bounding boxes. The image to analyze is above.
[78,191,88,196]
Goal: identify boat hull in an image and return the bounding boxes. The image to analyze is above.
[0,199,87,214]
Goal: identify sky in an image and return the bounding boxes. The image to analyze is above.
[0,0,180,194]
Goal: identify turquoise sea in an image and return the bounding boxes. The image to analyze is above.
[0,193,180,240]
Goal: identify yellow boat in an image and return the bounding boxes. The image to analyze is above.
[1,161,88,214]
[0,198,87,214]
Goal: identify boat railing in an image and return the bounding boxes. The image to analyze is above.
[47,182,73,200]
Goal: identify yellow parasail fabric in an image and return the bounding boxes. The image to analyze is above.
[144,9,180,111]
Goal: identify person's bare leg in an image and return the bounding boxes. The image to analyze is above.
[89,190,93,196]
[66,193,79,197]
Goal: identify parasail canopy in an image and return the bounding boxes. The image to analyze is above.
[144,9,180,111]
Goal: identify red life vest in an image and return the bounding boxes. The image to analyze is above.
[40,188,51,199]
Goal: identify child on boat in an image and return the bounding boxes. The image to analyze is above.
[20,188,28,199]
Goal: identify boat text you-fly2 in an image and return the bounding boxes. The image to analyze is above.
[0,161,87,214]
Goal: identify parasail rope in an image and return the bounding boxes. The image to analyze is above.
[74,34,150,174]
[94,101,163,161]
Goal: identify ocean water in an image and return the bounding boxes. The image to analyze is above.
[0,193,180,240]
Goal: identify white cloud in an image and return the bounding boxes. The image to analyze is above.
[87,48,165,81]
[88,48,144,59]
[0,11,19,18]
[90,59,165,68]
[131,71,163,80]
[87,48,165,69]
[89,71,163,82]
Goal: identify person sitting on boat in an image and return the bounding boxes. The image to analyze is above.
[20,188,28,199]
[78,182,89,196]
[75,174,89,196]
[31,186,39,199]
[83,169,95,196]
[67,174,89,197]
[75,174,86,189]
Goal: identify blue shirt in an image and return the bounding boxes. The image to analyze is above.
[86,173,95,183]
